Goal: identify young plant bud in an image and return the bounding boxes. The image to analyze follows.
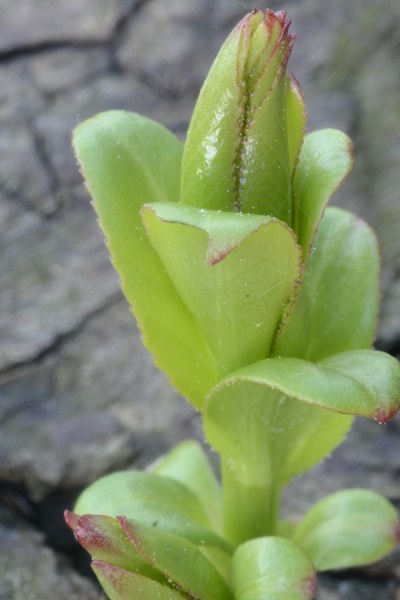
[182,9,302,225]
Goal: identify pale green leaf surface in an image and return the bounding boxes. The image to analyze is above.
[238,32,292,220]
[273,207,380,360]
[92,561,185,600]
[207,350,400,426]
[204,380,352,490]
[73,110,216,408]
[205,349,400,497]
[286,73,306,175]
[74,470,231,553]
[233,537,316,600]
[121,519,233,600]
[142,203,301,378]
[65,512,166,584]
[181,11,294,222]
[293,489,400,571]
[152,440,223,534]
[293,129,353,260]
[181,16,244,211]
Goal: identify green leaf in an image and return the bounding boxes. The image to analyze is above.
[73,110,216,407]
[65,512,168,584]
[181,10,296,222]
[142,203,301,380]
[74,470,232,554]
[204,381,351,543]
[181,14,244,212]
[92,561,185,600]
[273,207,380,361]
[233,537,316,599]
[293,489,400,571]
[286,73,306,176]
[121,518,233,600]
[207,349,400,432]
[204,349,400,542]
[152,440,223,534]
[293,129,353,260]
[236,13,294,221]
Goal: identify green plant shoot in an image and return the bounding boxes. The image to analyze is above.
[65,9,400,599]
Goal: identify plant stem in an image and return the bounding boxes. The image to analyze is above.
[221,456,281,546]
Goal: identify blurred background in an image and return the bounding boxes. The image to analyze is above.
[0,0,399,598]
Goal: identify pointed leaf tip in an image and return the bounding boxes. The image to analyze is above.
[64,510,79,532]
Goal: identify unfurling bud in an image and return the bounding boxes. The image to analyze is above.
[181,9,305,225]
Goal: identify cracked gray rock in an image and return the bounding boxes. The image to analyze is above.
[0,123,55,214]
[0,0,400,598]
[29,48,110,96]
[0,188,119,370]
[0,298,197,500]
[0,515,101,600]
[0,0,125,51]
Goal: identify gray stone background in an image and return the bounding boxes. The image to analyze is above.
[0,0,399,598]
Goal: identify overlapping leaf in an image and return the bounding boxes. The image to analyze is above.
[142,203,301,381]
[92,561,186,600]
[293,129,353,260]
[65,512,167,584]
[74,469,231,553]
[273,207,380,360]
[181,11,301,221]
[73,110,216,407]
[121,519,232,599]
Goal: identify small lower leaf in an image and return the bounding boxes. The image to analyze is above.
[293,489,400,571]
[233,537,316,599]
[74,470,231,553]
[65,512,166,583]
[121,518,233,600]
[92,561,185,600]
[152,440,223,534]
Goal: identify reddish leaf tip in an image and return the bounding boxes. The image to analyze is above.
[304,572,317,599]
[375,406,399,424]
[64,510,79,532]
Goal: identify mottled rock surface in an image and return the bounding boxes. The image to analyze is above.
[0,0,399,598]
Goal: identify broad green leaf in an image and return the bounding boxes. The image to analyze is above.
[73,110,216,407]
[92,561,185,600]
[65,512,167,584]
[74,470,232,553]
[181,11,295,222]
[204,383,351,542]
[233,537,316,599]
[293,129,353,260]
[273,207,380,360]
[204,349,400,541]
[152,440,223,534]
[121,518,233,600]
[293,489,400,571]
[142,203,301,379]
